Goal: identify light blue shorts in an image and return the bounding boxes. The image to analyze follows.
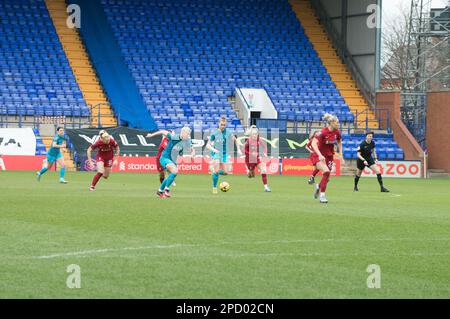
[211,153,230,163]
[159,157,176,170]
[47,152,62,164]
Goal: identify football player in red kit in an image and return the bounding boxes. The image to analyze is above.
[310,114,345,203]
[306,130,321,185]
[243,125,271,192]
[87,130,120,191]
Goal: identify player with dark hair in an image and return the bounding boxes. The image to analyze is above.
[87,130,120,191]
[36,126,68,184]
[310,114,345,203]
[146,131,176,187]
[306,130,320,185]
[244,125,271,192]
[354,132,389,192]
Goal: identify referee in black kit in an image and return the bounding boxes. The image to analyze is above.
[354,132,390,192]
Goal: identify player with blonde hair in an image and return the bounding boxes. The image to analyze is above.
[243,125,271,192]
[206,116,241,194]
[148,126,193,198]
[310,113,345,203]
[87,130,120,191]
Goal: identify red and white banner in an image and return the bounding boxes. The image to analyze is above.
[0,128,37,156]
[108,156,281,174]
[0,155,46,171]
[361,160,421,178]
[112,156,209,173]
[282,158,341,176]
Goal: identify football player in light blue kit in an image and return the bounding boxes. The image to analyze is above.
[36,126,68,184]
[206,116,241,194]
[147,126,194,198]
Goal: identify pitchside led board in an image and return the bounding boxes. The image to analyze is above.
[66,127,314,175]
[0,127,422,178]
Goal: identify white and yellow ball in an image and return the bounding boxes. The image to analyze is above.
[220,181,230,192]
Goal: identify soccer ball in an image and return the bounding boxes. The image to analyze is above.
[220,181,230,192]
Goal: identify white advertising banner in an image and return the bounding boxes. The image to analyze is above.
[0,128,37,156]
[361,160,422,178]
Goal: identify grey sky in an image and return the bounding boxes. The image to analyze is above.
[381,0,448,65]
[382,0,448,29]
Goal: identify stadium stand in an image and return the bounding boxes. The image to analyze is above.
[45,0,118,128]
[0,0,89,118]
[33,128,48,156]
[342,133,404,160]
[0,0,404,160]
[99,0,354,132]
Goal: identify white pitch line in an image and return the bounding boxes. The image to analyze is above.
[35,243,200,259]
[33,237,450,260]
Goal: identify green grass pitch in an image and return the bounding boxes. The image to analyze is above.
[0,171,449,298]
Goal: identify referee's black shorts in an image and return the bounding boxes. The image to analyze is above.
[357,157,375,170]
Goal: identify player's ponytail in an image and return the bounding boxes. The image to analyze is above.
[309,130,319,140]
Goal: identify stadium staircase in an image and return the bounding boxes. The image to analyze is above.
[45,0,117,128]
[289,0,378,129]
[41,136,76,172]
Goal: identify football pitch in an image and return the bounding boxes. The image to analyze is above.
[1,171,449,298]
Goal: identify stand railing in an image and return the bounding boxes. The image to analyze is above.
[0,114,89,129]
[89,102,119,129]
[351,108,391,133]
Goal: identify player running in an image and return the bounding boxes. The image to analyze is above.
[36,126,68,184]
[310,114,345,203]
[354,132,390,192]
[87,130,120,191]
[243,125,271,192]
[306,130,320,185]
[147,126,193,198]
[205,116,242,194]
[146,131,176,187]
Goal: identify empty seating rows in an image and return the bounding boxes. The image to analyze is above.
[342,134,404,160]
[0,0,89,118]
[100,0,354,131]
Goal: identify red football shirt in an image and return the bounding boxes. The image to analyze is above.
[317,127,341,157]
[156,136,169,158]
[244,136,267,162]
[91,138,118,159]
[306,132,319,153]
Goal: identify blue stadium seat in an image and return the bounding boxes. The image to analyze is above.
[100,0,354,130]
[0,0,88,118]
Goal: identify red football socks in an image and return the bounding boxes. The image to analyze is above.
[91,173,103,187]
[262,174,267,185]
[319,171,330,192]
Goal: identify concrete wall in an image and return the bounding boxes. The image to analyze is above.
[426,91,450,172]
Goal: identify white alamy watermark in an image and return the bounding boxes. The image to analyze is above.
[66,264,81,289]
[366,264,381,288]
[66,4,81,29]
[366,4,381,29]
